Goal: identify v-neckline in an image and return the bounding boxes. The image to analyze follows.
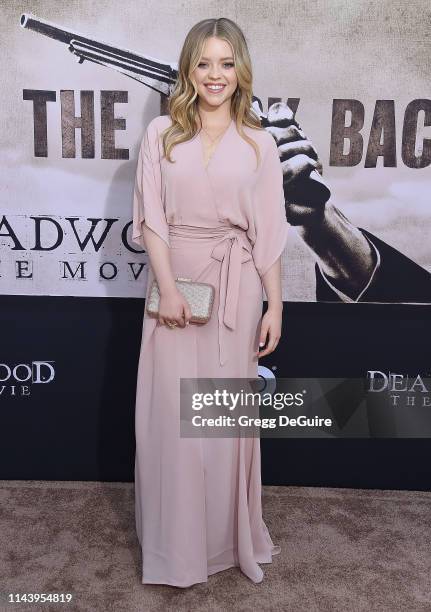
[198,118,234,171]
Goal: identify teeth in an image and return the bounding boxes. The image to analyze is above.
[206,85,224,90]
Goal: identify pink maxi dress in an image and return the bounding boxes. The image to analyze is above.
[132,113,289,587]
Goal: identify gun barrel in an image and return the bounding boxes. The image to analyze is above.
[20,13,178,86]
[21,13,83,45]
[70,40,175,87]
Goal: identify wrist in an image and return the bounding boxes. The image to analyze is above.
[158,281,178,297]
[266,300,283,313]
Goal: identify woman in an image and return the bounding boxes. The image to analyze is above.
[132,17,289,587]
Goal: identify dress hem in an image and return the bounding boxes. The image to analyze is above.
[141,545,281,588]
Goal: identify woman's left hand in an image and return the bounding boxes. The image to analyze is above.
[256,306,283,358]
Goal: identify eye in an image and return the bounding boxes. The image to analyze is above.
[197,62,235,68]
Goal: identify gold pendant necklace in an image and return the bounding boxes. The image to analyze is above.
[199,119,231,166]
[200,121,231,143]
[202,122,230,143]
[198,113,231,140]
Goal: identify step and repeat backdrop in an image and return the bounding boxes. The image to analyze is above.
[1,1,430,488]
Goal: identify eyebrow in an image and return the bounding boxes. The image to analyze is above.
[200,56,234,61]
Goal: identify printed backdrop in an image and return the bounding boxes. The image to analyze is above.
[2,1,430,302]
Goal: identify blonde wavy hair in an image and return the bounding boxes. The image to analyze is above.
[161,18,264,169]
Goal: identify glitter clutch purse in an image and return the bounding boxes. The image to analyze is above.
[146,277,215,325]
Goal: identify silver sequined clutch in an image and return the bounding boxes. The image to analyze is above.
[146,277,215,325]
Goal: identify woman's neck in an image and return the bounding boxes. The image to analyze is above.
[196,102,232,129]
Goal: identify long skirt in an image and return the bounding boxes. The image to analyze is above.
[134,223,281,587]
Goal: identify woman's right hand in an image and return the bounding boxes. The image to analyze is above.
[158,288,192,328]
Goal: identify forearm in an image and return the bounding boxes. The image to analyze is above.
[142,224,177,295]
[296,201,376,296]
[261,256,283,310]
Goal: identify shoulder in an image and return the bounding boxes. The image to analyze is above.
[144,115,172,147]
[243,123,277,151]
[141,115,172,155]
[147,114,173,135]
[242,123,279,165]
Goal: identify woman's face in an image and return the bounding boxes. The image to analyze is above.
[192,36,238,112]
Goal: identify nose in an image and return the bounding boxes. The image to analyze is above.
[208,66,222,79]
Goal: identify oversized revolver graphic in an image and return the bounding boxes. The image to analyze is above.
[20,12,331,206]
[20,12,177,96]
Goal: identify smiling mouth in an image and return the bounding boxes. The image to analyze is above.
[204,84,226,93]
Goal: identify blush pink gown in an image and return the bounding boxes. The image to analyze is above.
[132,114,289,587]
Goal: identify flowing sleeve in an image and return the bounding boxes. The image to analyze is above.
[249,133,290,277]
[132,118,170,250]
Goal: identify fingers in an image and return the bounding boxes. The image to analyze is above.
[267,101,295,126]
[256,325,281,358]
[278,137,318,163]
[159,305,192,328]
[174,313,186,328]
[268,123,306,144]
[183,304,192,326]
[162,316,185,328]
[158,313,180,327]
[281,153,319,183]
[263,102,323,184]
[166,305,192,328]
[266,124,320,190]
[159,318,182,328]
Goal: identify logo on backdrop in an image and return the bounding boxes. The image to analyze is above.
[367,370,431,408]
[0,361,56,396]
